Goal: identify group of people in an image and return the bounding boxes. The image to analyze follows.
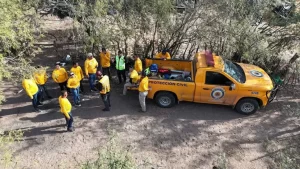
[22,48,171,132]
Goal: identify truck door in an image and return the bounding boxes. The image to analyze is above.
[199,71,237,105]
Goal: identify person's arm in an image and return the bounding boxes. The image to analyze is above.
[84,60,89,77]
[44,72,48,83]
[95,82,102,91]
[52,71,58,83]
[105,52,111,61]
[67,79,72,88]
[80,67,84,79]
[155,53,161,59]
[63,68,68,80]
[61,100,70,119]
[22,81,34,99]
[138,60,142,73]
[166,53,171,59]
[33,74,38,84]
[95,58,98,69]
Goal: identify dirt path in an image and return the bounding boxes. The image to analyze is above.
[1,52,300,169]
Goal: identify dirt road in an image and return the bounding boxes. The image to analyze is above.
[1,52,300,169]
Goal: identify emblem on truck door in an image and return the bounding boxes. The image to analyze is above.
[250,70,263,77]
[211,87,225,100]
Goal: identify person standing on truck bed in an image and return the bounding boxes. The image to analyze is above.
[134,55,143,74]
[100,47,111,79]
[123,66,140,95]
[155,49,171,60]
[52,62,70,93]
[138,70,150,112]
[84,53,98,92]
[95,71,111,111]
[115,50,126,84]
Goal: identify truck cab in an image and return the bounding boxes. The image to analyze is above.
[132,51,274,115]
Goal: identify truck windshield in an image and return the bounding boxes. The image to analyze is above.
[224,60,246,83]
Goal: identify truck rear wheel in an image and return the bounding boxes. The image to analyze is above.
[235,98,259,115]
[155,92,176,108]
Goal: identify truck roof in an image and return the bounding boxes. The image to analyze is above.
[195,52,224,71]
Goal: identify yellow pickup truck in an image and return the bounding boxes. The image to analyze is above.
[130,52,275,115]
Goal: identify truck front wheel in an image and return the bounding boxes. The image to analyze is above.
[155,92,176,108]
[235,98,259,115]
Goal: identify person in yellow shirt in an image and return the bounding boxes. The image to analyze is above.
[52,62,70,93]
[134,55,143,74]
[138,70,150,112]
[67,72,81,106]
[84,53,98,92]
[123,67,140,95]
[95,71,111,111]
[22,76,43,112]
[70,61,84,93]
[59,90,74,132]
[34,66,52,102]
[155,49,171,60]
[100,47,111,78]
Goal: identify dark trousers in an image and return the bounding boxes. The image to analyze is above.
[80,80,84,92]
[32,92,39,109]
[101,92,111,110]
[58,81,70,93]
[117,70,126,83]
[88,73,96,90]
[102,67,111,78]
[64,112,73,129]
[38,84,52,101]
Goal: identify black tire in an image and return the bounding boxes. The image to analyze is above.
[155,92,176,108]
[235,98,259,115]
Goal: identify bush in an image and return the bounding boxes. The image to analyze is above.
[0,130,24,168]
[81,131,137,169]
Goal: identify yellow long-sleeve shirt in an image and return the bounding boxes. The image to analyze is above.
[70,66,84,80]
[52,68,68,83]
[67,76,80,89]
[59,96,72,119]
[84,58,98,75]
[100,51,111,68]
[134,58,143,73]
[34,70,47,85]
[22,78,39,99]
[155,52,171,59]
[130,70,140,83]
[138,77,149,92]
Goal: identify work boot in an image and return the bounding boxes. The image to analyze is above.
[37,102,44,106]
[67,127,74,132]
[102,108,110,111]
[138,109,146,113]
[34,108,41,112]
[48,96,53,99]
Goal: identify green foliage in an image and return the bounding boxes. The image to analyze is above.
[0,0,40,103]
[213,152,229,169]
[0,130,24,168]
[264,137,300,169]
[81,131,137,169]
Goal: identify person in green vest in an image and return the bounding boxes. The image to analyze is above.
[115,50,126,84]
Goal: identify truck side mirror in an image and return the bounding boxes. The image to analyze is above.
[229,83,236,91]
